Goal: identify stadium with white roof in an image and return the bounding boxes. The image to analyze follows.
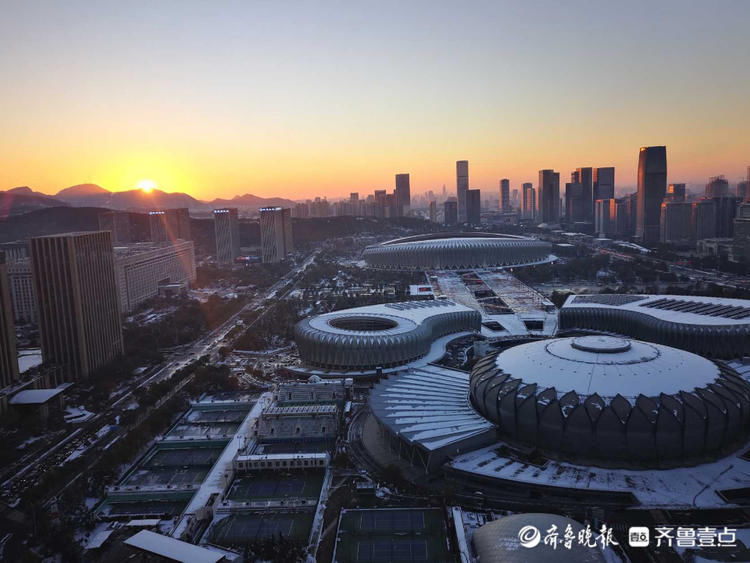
[294,300,481,371]
[362,232,555,270]
[560,293,750,358]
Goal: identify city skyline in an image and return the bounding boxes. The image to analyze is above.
[2,1,749,200]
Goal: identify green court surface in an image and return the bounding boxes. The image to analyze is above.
[209,512,314,547]
[334,508,454,563]
[227,470,325,501]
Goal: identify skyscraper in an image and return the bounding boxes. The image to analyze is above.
[705,176,730,199]
[499,179,510,212]
[0,252,18,389]
[444,198,458,226]
[666,183,686,202]
[98,211,133,244]
[635,146,667,243]
[595,199,617,238]
[537,170,560,224]
[466,189,481,225]
[660,201,693,244]
[428,200,437,223]
[395,173,411,216]
[522,183,535,220]
[149,208,191,243]
[456,160,469,223]
[213,208,241,265]
[691,199,716,241]
[576,167,594,222]
[593,167,615,202]
[259,207,294,263]
[737,181,749,202]
[30,232,123,382]
[564,181,584,224]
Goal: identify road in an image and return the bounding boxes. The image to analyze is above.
[1,250,319,501]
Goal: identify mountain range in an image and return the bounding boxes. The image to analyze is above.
[0,184,298,217]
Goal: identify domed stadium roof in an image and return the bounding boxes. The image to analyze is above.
[295,300,480,371]
[363,232,554,270]
[472,514,606,563]
[469,336,750,467]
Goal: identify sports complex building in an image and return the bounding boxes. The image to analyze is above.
[560,293,750,359]
[363,232,555,270]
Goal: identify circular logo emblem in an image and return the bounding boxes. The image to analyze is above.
[518,525,541,548]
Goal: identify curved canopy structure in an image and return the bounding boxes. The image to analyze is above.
[363,232,554,270]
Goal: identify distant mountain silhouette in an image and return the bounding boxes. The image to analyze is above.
[209,193,297,209]
[54,185,208,211]
[0,188,68,218]
[55,183,110,198]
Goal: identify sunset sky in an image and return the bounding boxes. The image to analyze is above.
[1,0,748,201]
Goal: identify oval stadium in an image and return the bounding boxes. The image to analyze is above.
[362,232,555,270]
[294,300,481,371]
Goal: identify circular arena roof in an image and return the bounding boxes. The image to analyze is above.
[295,300,481,371]
[363,232,554,270]
[470,336,750,467]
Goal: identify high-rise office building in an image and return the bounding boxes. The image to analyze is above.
[214,208,241,265]
[466,189,481,225]
[691,199,717,241]
[713,196,740,238]
[660,201,693,244]
[522,183,535,220]
[98,211,133,244]
[593,167,615,203]
[615,198,632,237]
[444,198,458,226]
[499,179,510,212]
[635,146,667,243]
[576,167,594,222]
[114,241,197,313]
[705,176,730,199]
[665,183,686,202]
[259,207,294,264]
[537,170,560,224]
[595,199,617,238]
[149,208,191,243]
[511,188,520,209]
[7,258,35,323]
[565,182,584,224]
[428,200,437,223]
[0,253,18,389]
[456,160,469,223]
[30,232,123,382]
[733,202,750,262]
[395,173,411,216]
[737,181,749,202]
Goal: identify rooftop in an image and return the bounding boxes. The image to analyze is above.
[564,294,750,326]
[124,530,224,563]
[369,365,495,451]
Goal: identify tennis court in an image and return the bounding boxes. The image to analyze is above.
[122,465,208,488]
[356,539,428,562]
[145,446,222,468]
[227,470,325,501]
[209,512,314,546]
[334,508,452,563]
[359,509,425,532]
[101,499,189,518]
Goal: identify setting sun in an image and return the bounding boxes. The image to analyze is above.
[135,179,157,192]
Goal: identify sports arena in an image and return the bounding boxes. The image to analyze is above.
[362,232,555,270]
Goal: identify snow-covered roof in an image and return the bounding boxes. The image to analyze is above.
[449,441,750,508]
[124,530,224,563]
[563,293,750,326]
[369,365,495,451]
[10,387,65,405]
[306,299,472,336]
[494,335,719,400]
